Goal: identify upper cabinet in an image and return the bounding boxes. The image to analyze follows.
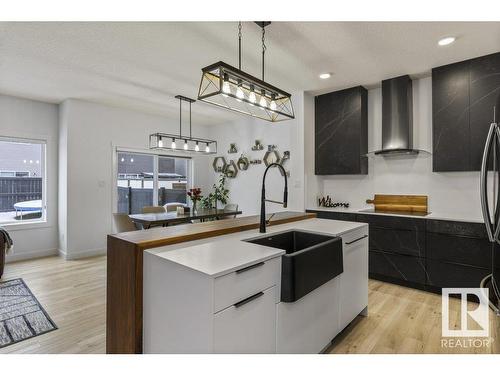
[432,52,500,172]
[469,52,500,170]
[432,61,470,172]
[315,86,368,175]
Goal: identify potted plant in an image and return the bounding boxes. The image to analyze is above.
[187,188,203,213]
[201,174,230,209]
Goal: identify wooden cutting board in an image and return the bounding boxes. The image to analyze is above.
[366,194,428,213]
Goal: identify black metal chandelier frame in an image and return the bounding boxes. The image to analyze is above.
[197,22,295,122]
[149,95,217,155]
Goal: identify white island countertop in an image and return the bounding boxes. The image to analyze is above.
[146,218,367,278]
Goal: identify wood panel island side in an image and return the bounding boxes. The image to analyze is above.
[106,211,316,354]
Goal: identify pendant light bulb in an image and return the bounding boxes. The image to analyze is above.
[195,142,199,152]
[236,86,244,102]
[184,140,188,150]
[158,138,163,148]
[259,92,268,108]
[171,139,176,149]
[205,143,210,153]
[248,86,256,105]
[270,95,277,111]
[222,73,231,97]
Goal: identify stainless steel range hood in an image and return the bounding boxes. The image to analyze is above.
[369,75,429,157]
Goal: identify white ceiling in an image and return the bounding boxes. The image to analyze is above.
[1,22,500,125]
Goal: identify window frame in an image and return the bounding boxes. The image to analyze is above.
[112,146,193,215]
[0,136,47,229]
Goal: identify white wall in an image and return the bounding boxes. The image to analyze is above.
[0,95,59,262]
[58,99,212,259]
[207,92,305,216]
[309,77,484,221]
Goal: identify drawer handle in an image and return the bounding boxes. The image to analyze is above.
[345,235,368,245]
[234,291,264,308]
[236,261,265,274]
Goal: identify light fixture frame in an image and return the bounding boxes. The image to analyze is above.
[197,22,294,123]
[198,61,294,122]
[149,95,218,155]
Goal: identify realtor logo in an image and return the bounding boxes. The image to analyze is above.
[441,288,489,337]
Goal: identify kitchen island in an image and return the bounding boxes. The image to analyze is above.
[142,218,368,353]
[106,211,315,354]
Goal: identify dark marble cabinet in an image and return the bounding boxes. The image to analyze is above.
[432,52,500,172]
[314,86,368,175]
[470,52,500,170]
[426,219,491,291]
[432,60,471,172]
[307,210,493,293]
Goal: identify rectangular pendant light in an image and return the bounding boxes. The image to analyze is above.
[198,61,295,122]
[149,95,217,154]
[149,133,217,154]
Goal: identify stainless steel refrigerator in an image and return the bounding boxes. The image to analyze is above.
[480,103,500,313]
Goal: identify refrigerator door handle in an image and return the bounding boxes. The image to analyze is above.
[494,126,500,243]
[480,123,496,242]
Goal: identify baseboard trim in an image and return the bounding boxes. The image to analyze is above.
[62,247,106,260]
[5,248,59,263]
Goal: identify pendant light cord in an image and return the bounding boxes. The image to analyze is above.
[189,101,192,139]
[238,22,242,70]
[261,26,266,81]
[179,97,182,137]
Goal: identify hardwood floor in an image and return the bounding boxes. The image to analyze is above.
[0,255,106,354]
[0,255,498,354]
[328,280,500,354]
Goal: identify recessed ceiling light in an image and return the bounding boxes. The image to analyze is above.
[319,73,332,79]
[438,36,456,46]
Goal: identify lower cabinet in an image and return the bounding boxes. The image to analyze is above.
[214,286,277,354]
[369,250,426,287]
[309,210,491,293]
[426,260,490,290]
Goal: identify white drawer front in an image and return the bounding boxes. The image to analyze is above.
[213,286,277,353]
[341,226,368,249]
[213,256,280,312]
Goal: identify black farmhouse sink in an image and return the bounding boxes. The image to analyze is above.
[244,230,343,302]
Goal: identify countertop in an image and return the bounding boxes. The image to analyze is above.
[306,206,484,224]
[110,211,315,250]
[147,218,367,278]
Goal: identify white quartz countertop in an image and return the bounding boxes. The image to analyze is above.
[306,206,484,224]
[146,218,367,278]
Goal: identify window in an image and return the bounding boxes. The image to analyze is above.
[116,151,191,214]
[0,138,46,225]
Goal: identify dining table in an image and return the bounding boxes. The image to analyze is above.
[128,208,242,229]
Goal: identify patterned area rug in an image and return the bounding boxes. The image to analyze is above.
[0,278,57,348]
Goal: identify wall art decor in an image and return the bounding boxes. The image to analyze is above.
[212,156,228,173]
[263,149,281,167]
[224,160,238,178]
[249,159,262,165]
[318,195,350,208]
[251,140,264,151]
[228,143,238,153]
[237,154,250,170]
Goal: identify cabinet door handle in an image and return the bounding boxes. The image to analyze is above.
[236,261,265,274]
[345,235,368,245]
[234,291,264,308]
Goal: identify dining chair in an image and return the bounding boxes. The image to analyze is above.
[142,206,166,214]
[221,204,239,219]
[164,202,187,212]
[112,213,138,233]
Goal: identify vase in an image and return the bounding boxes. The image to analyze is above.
[192,201,197,214]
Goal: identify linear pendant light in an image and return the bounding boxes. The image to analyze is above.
[149,95,217,154]
[197,22,294,122]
